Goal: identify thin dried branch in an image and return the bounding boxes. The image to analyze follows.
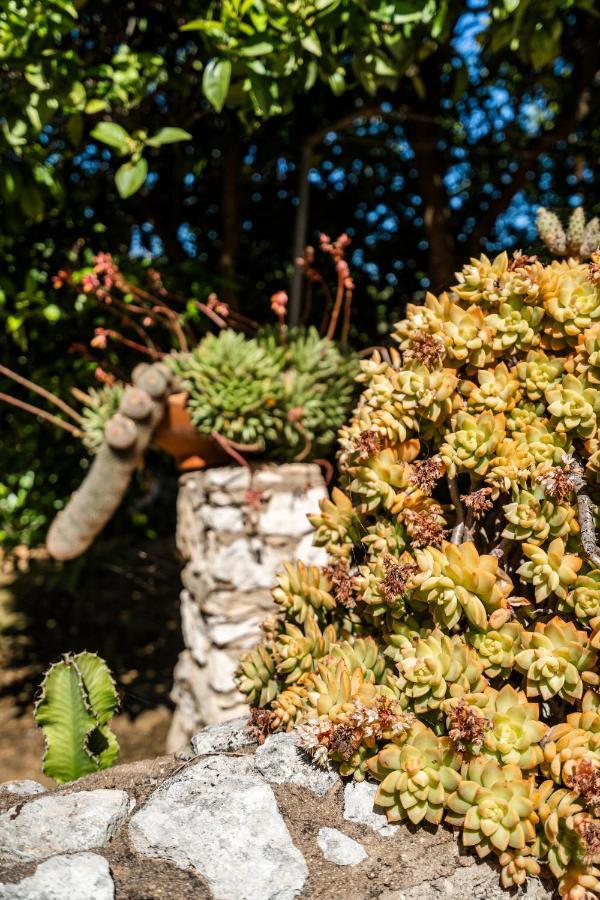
[0,364,82,423]
[0,392,83,438]
[448,476,465,544]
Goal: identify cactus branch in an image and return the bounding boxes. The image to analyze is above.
[46,363,171,560]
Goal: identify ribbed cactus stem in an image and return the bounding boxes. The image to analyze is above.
[46,361,171,560]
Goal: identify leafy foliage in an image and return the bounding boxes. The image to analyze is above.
[34,651,119,784]
[240,213,600,897]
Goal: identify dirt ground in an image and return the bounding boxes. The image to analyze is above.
[0,538,183,784]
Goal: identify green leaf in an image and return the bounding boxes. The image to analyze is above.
[301,33,322,57]
[145,127,192,148]
[66,114,84,147]
[25,64,49,91]
[115,157,148,198]
[91,121,131,152]
[180,18,224,32]
[67,81,86,109]
[0,168,22,202]
[34,659,99,784]
[20,186,44,221]
[43,304,62,323]
[328,70,346,96]
[202,59,232,112]
[236,41,274,58]
[85,98,109,114]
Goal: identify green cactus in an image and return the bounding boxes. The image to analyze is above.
[34,651,119,784]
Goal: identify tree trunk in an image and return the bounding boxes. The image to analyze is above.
[406,117,457,291]
[288,140,313,328]
[219,134,241,309]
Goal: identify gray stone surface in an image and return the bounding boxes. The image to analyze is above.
[0,853,114,900]
[392,867,551,900]
[0,780,45,797]
[0,722,556,900]
[168,464,328,749]
[343,781,398,837]
[190,717,257,755]
[0,789,131,862]
[317,828,367,866]
[129,755,308,900]
[254,732,339,797]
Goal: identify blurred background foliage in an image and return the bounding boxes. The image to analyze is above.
[1,0,599,547]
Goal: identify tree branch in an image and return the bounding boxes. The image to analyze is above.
[572,460,600,569]
[0,392,83,438]
[448,476,465,544]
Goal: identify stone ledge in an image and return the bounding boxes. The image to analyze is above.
[0,722,556,899]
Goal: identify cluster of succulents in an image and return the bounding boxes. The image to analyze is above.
[168,326,358,459]
[239,208,600,898]
[79,327,357,462]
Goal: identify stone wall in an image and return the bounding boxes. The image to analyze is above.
[167,464,328,750]
[0,720,555,900]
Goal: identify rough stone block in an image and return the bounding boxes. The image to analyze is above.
[129,756,308,900]
[0,790,131,862]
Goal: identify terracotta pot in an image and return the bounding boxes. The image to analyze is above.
[153,393,229,471]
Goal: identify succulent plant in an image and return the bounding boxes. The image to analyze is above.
[412,541,512,630]
[237,222,600,898]
[446,758,538,856]
[395,629,486,714]
[514,617,598,702]
[368,721,461,824]
[80,384,125,453]
[169,326,358,459]
[517,538,582,603]
[443,684,547,770]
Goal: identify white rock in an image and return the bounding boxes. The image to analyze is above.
[252,464,322,491]
[0,780,45,797]
[0,852,114,900]
[258,487,326,537]
[207,617,264,649]
[202,468,251,490]
[317,827,367,866]
[206,649,240,693]
[212,538,281,591]
[253,732,338,797]
[129,756,308,900]
[201,589,275,618]
[180,590,210,666]
[190,717,256,755]
[200,504,245,532]
[294,533,328,567]
[0,790,131,862]
[343,781,398,837]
